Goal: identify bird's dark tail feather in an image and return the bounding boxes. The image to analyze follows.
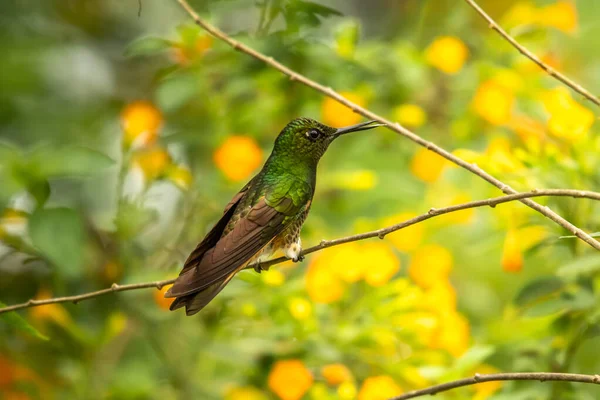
[168,274,234,316]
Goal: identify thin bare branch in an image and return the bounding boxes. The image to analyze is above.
[463,0,600,106]
[2,188,599,315]
[174,0,600,252]
[390,372,600,400]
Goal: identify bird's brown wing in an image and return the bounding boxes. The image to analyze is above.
[165,196,294,314]
[176,181,251,276]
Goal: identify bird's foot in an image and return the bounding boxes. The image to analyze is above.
[252,262,270,273]
[292,254,305,263]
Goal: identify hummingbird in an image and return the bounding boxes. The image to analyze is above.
[165,117,382,315]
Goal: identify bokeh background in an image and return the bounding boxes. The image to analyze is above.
[2,0,600,399]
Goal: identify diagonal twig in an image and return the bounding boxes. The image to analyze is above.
[463,0,600,106]
[389,372,600,400]
[174,0,600,252]
[2,188,599,315]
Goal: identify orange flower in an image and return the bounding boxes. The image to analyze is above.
[358,375,402,400]
[121,101,163,148]
[473,80,514,125]
[362,243,400,287]
[154,285,174,310]
[132,147,172,181]
[321,364,353,386]
[268,360,313,400]
[409,245,453,289]
[306,254,345,303]
[322,92,365,127]
[502,228,523,273]
[29,289,72,327]
[213,136,263,181]
[410,148,447,183]
[425,36,469,75]
[382,212,425,253]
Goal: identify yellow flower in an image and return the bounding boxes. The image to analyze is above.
[425,36,469,75]
[432,311,470,356]
[322,364,353,386]
[473,80,514,125]
[410,148,447,183]
[451,148,482,165]
[334,170,378,191]
[154,285,174,310]
[1,208,28,236]
[132,147,172,181]
[409,245,453,289]
[338,381,358,400]
[473,365,503,400]
[322,92,366,127]
[539,1,578,34]
[166,165,193,190]
[105,312,128,339]
[226,386,267,400]
[241,302,258,318]
[393,311,439,346]
[382,212,425,253]
[121,101,163,148]
[542,87,594,142]
[268,360,313,400]
[393,104,427,128]
[485,137,524,173]
[358,375,402,400]
[362,243,400,287]
[306,254,345,303]
[421,281,458,316]
[214,136,263,181]
[323,242,365,283]
[502,1,538,28]
[262,269,285,287]
[288,297,312,320]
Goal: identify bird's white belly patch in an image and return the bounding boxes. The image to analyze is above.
[284,237,302,260]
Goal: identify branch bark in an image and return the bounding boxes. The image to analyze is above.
[390,372,600,400]
[2,188,599,315]
[174,0,600,252]
[463,0,600,107]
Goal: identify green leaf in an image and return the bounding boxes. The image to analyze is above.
[556,254,600,278]
[559,232,600,239]
[32,146,114,178]
[453,345,495,372]
[523,297,570,317]
[29,207,86,278]
[0,301,49,340]
[156,75,198,112]
[124,37,173,58]
[515,277,565,307]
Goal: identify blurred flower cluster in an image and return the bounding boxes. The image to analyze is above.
[1,0,599,399]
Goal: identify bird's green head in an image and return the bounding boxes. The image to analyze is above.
[271,117,381,164]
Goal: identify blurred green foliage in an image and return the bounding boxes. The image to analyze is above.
[1,0,600,399]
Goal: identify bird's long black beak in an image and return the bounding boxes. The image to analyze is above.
[333,120,384,138]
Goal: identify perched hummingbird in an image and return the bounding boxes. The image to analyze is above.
[165,117,381,315]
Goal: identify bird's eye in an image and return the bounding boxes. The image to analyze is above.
[306,129,321,141]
